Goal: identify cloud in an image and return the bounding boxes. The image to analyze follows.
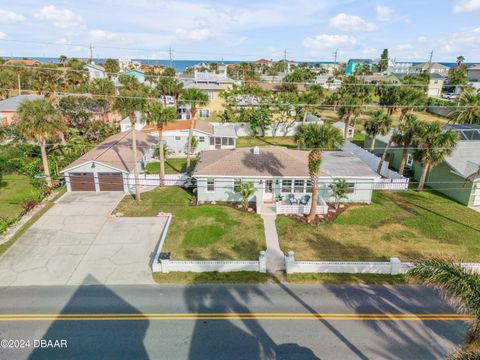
[302,34,358,50]
[34,5,82,28]
[453,0,480,13]
[0,9,26,23]
[176,21,215,41]
[0,32,6,39]
[329,13,377,32]
[395,43,414,51]
[375,5,395,21]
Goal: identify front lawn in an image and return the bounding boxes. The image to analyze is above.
[113,187,265,260]
[277,190,480,262]
[145,158,195,174]
[0,175,42,233]
[236,136,296,148]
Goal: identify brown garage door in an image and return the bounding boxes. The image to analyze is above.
[98,173,124,191]
[69,173,95,191]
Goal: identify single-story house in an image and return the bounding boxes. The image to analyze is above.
[412,62,449,76]
[143,119,237,154]
[363,124,480,207]
[84,63,107,80]
[0,94,44,125]
[345,59,373,75]
[193,146,381,214]
[125,69,145,83]
[61,130,156,192]
[467,64,480,82]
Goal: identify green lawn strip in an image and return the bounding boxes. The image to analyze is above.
[0,188,66,257]
[113,187,265,260]
[145,158,195,174]
[236,136,296,149]
[0,175,42,219]
[152,272,407,285]
[277,190,480,262]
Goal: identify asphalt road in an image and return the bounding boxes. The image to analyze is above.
[0,282,470,360]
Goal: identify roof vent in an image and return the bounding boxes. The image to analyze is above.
[252,146,260,155]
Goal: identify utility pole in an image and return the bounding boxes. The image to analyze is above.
[89,43,93,64]
[17,73,21,95]
[427,50,433,73]
[333,49,338,65]
[168,47,173,69]
[283,48,287,74]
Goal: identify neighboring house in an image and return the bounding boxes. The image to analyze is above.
[61,130,156,192]
[467,64,480,82]
[412,62,449,75]
[4,58,40,67]
[357,74,400,84]
[125,69,145,83]
[332,121,355,139]
[427,73,446,97]
[193,146,381,214]
[363,124,480,207]
[119,58,141,71]
[142,118,237,154]
[84,63,107,80]
[312,74,342,90]
[254,59,273,67]
[345,59,373,75]
[386,61,413,74]
[0,94,44,125]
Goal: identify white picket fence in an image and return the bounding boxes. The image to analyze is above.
[129,173,189,187]
[158,255,266,273]
[342,141,409,190]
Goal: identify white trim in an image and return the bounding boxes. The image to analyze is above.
[193,174,380,180]
[61,160,128,174]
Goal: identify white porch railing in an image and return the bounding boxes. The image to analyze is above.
[373,178,409,190]
[276,197,328,215]
[129,173,189,187]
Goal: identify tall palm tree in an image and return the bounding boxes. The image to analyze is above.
[88,78,116,122]
[156,77,184,107]
[59,55,68,67]
[178,88,209,169]
[448,90,480,125]
[396,82,427,121]
[294,123,344,222]
[392,114,421,176]
[14,99,66,187]
[113,86,148,203]
[407,258,480,351]
[413,121,458,191]
[336,94,363,138]
[364,109,392,152]
[143,101,177,186]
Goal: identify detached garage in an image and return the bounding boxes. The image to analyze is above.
[61,130,157,192]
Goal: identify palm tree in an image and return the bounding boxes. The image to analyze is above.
[113,86,148,203]
[413,121,458,191]
[14,99,66,187]
[178,88,209,169]
[156,77,184,106]
[396,83,427,121]
[239,182,255,210]
[407,258,480,352]
[294,123,343,222]
[448,91,480,125]
[88,78,116,122]
[392,114,421,176]
[364,109,392,152]
[329,178,349,209]
[59,55,67,67]
[143,101,177,186]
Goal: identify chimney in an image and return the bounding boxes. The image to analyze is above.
[252,146,260,155]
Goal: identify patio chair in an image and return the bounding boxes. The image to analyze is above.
[286,194,296,205]
[299,195,310,206]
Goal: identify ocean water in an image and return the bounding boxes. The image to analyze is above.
[10,57,461,73]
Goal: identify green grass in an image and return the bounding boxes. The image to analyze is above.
[0,188,66,257]
[113,187,265,260]
[145,158,195,174]
[152,272,407,285]
[277,190,480,262]
[0,175,42,219]
[236,136,296,149]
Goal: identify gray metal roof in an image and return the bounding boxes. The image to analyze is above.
[213,124,237,138]
[84,63,105,72]
[0,95,44,111]
[444,141,480,178]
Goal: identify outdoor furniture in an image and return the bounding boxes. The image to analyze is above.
[299,195,310,206]
[286,194,296,205]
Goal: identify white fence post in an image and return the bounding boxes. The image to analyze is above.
[161,259,170,273]
[259,251,267,273]
[390,257,401,275]
[285,251,295,274]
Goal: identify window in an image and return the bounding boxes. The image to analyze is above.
[222,137,228,145]
[206,91,214,100]
[228,138,234,146]
[175,136,181,141]
[281,180,292,193]
[265,180,273,193]
[199,109,210,118]
[346,182,355,194]
[234,179,241,193]
[215,137,221,145]
[207,179,215,192]
[210,137,215,145]
[306,180,312,193]
[406,154,413,167]
[199,136,205,143]
[294,180,305,193]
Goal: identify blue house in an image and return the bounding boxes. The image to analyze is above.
[125,69,145,83]
[345,59,374,75]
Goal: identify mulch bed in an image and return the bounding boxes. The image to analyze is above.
[285,204,352,225]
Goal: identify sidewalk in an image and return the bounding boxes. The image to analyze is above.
[261,205,285,273]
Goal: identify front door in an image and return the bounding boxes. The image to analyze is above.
[264,180,273,201]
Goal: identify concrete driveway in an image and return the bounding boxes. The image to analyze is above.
[0,192,168,286]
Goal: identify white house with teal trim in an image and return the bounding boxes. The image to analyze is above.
[192,146,381,214]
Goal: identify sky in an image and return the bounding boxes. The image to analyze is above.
[0,0,480,62]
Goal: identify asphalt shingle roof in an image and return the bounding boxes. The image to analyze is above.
[0,95,44,111]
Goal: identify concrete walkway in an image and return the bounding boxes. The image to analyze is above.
[261,205,285,273]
